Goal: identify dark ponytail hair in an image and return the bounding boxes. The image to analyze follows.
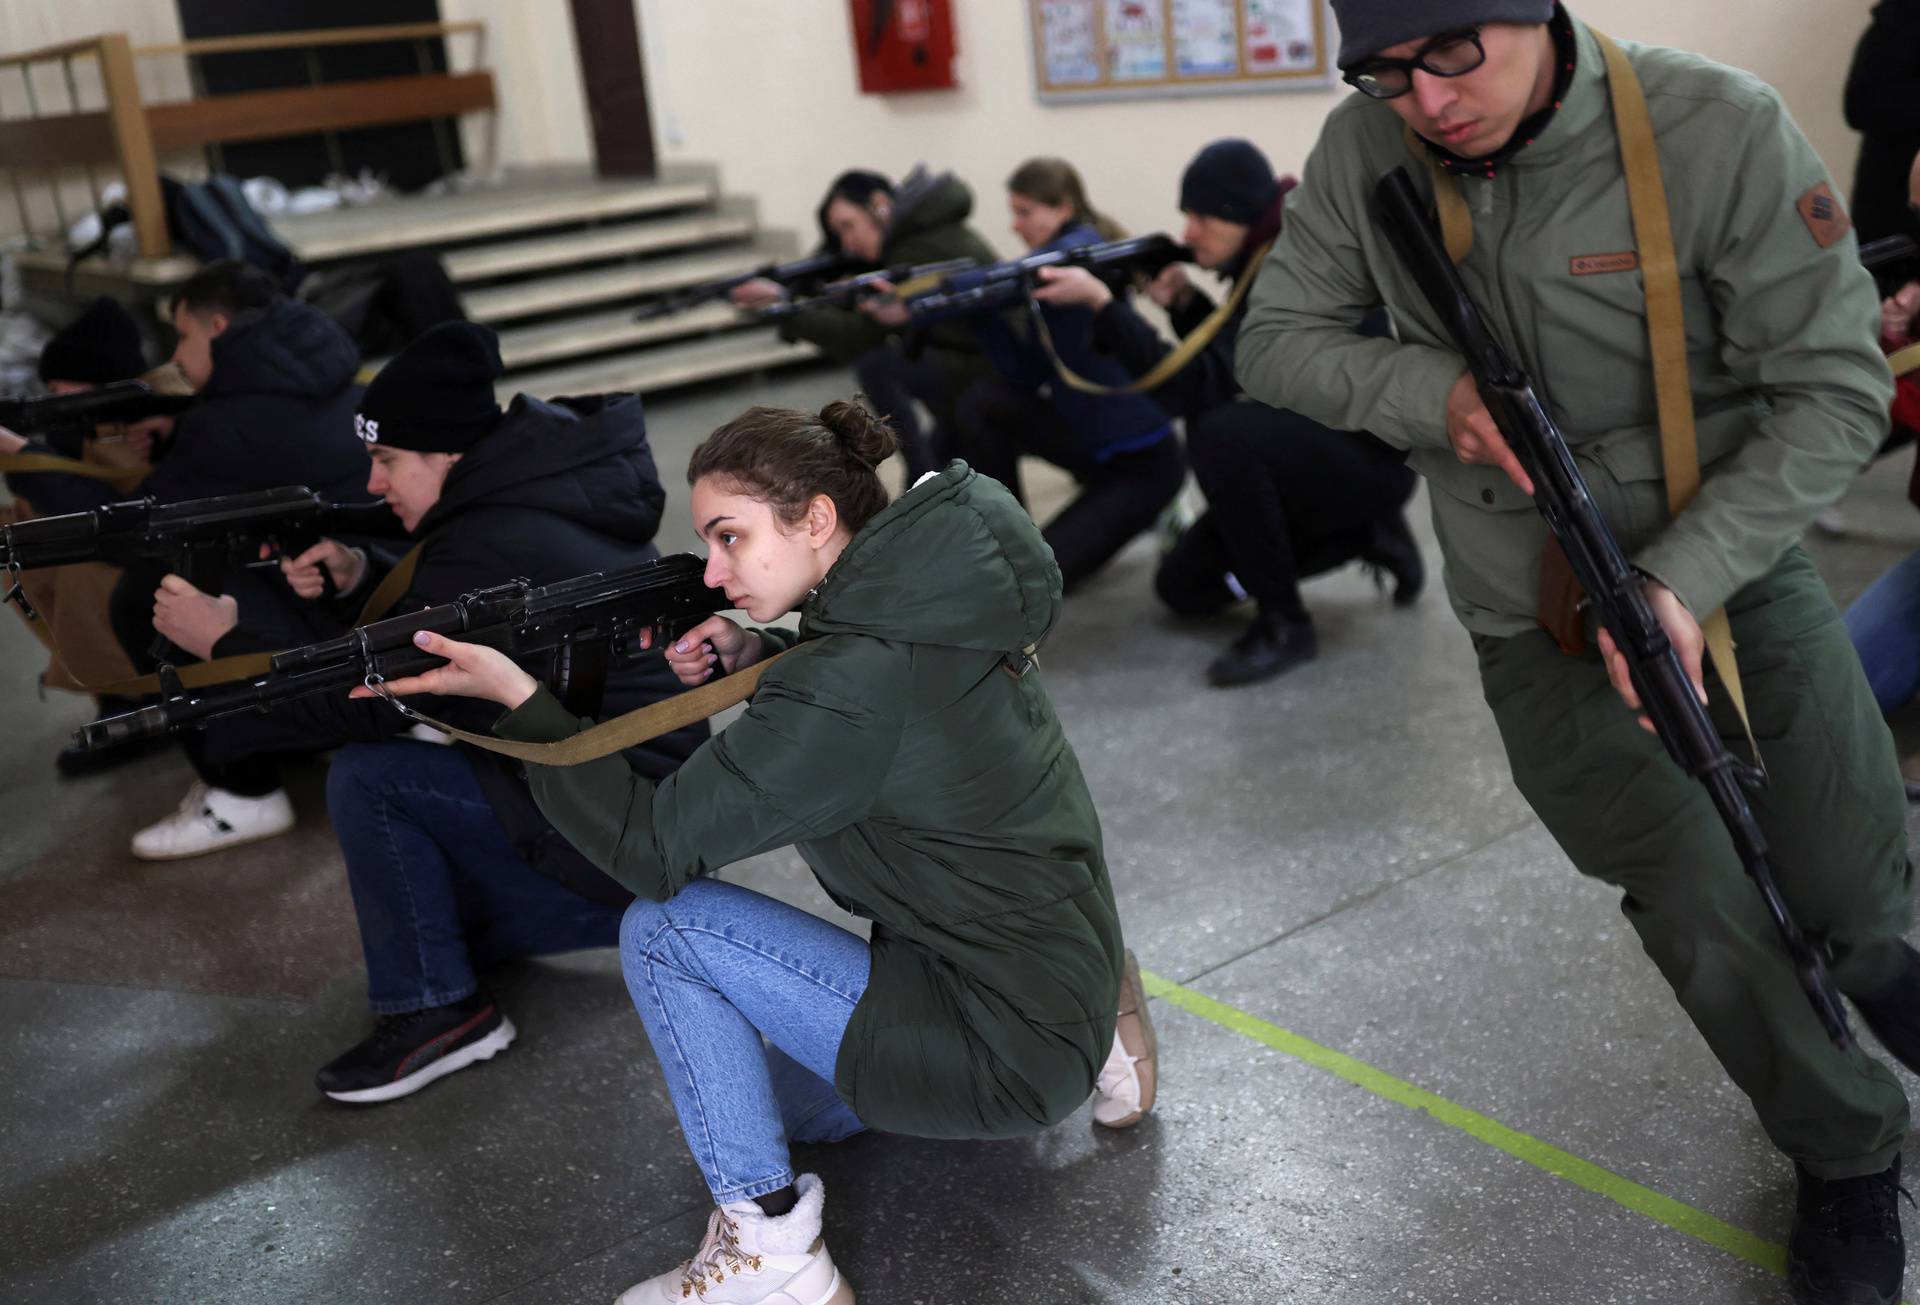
[816,169,893,252]
[688,398,897,535]
[1007,157,1125,243]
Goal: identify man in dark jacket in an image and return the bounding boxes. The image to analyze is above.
[1034,139,1423,685]
[142,322,706,1099]
[5,265,376,769]
[732,167,997,482]
[1846,1,1920,244]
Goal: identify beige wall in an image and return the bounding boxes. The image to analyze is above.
[0,2,1879,255]
[634,0,1877,259]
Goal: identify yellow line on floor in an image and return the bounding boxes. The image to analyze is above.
[1140,968,1827,1288]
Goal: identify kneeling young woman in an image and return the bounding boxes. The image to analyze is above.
[369,401,1157,1304]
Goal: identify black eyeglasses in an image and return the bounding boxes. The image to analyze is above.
[1343,29,1487,100]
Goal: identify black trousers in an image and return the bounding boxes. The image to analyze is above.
[853,341,989,487]
[108,562,336,797]
[1155,401,1415,621]
[954,375,1185,591]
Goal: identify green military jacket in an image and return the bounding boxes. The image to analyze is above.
[495,464,1122,1140]
[1236,12,1893,636]
[776,170,999,364]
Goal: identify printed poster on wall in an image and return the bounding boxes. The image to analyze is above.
[1105,0,1168,81]
[1171,0,1237,77]
[1243,0,1319,73]
[1031,0,1332,99]
[1039,0,1102,85]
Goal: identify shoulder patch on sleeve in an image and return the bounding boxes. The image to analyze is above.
[1797,182,1852,249]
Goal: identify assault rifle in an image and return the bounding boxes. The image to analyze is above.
[76,554,724,751]
[0,486,400,604]
[758,257,980,318]
[1373,165,1852,1048]
[903,234,1191,322]
[0,380,195,453]
[633,250,854,321]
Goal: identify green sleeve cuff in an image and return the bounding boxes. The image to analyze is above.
[1630,539,1731,621]
[493,685,590,745]
[752,626,801,655]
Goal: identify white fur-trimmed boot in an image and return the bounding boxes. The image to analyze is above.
[615,1173,853,1305]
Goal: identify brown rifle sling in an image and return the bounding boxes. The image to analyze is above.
[1029,239,1277,397]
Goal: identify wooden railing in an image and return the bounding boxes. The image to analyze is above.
[0,22,494,263]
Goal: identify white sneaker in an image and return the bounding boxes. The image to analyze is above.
[130,782,296,860]
[1092,949,1158,1129]
[615,1173,853,1305]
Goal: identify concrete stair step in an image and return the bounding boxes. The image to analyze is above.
[441,211,757,284]
[491,300,748,371]
[463,242,800,325]
[500,328,819,401]
[281,174,719,263]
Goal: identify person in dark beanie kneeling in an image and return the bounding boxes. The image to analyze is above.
[140,322,706,1100]
[1034,138,1423,685]
[1237,2,1915,1300]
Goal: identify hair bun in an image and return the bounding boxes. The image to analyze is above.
[819,397,899,470]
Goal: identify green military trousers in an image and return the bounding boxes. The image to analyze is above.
[1475,545,1913,1178]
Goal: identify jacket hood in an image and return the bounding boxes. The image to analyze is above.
[886,167,975,246]
[800,463,1060,653]
[201,298,360,402]
[417,392,666,543]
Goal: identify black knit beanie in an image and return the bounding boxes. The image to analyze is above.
[1331,0,1555,68]
[1180,140,1279,226]
[39,295,146,385]
[355,322,504,453]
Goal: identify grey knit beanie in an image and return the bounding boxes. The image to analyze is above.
[1331,0,1555,68]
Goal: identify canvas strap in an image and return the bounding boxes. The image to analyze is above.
[1029,238,1277,396]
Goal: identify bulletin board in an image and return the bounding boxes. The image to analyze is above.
[1030,0,1336,102]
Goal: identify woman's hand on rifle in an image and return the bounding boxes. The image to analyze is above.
[642,614,765,687]
[348,630,539,709]
[1031,266,1112,311]
[730,278,789,309]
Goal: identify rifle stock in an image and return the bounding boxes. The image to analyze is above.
[1372,166,1851,1047]
[76,554,725,750]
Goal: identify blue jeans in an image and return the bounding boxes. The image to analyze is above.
[619,879,870,1203]
[327,740,623,1014]
[1845,545,1920,715]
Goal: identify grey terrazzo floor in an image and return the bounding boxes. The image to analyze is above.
[5,361,1919,1304]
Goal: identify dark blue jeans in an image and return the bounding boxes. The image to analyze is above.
[326,740,623,1014]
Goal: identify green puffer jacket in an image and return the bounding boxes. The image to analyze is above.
[494,463,1122,1139]
[1236,12,1894,636]
[776,169,999,363]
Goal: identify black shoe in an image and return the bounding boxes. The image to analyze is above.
[1206,612,1317,687]
[1361,511,1425,607]
[1788,1157,1908,1305]
[316,993,516,1105]
[1854,943,1920,1075]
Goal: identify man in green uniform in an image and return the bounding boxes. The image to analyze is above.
[1237,3,1916,1300]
